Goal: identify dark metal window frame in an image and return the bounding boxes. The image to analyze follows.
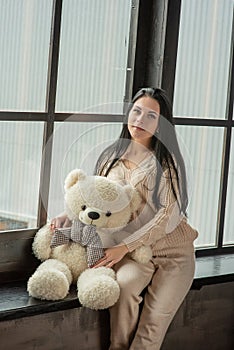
[0,0,233,283]
[164,0,234,257]
[0,0,139,282]
[132,0,234,257]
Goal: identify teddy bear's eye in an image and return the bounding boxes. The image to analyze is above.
[106,211,112,217]
[81,205,86,210]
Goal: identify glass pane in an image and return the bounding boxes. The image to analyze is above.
[56,0,132,113]
[174,0,233,119]
[0,122,44,231]
[176,126,224,247]
[223,129,234,245]
[0,0,52,112]
[47,122,122,219]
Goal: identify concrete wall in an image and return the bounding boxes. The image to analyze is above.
[0,307,110,350]
[1,282,234,350]
[161,282,234,350]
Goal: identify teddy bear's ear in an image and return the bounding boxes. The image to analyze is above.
[64,169,86,190]
[124,185,141,211]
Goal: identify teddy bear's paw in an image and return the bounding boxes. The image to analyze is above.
[27,269,70,300]
[77,273,120,310]
[130,245,152,264]
[32,224,53,261]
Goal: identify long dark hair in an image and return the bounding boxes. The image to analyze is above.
[94,87,188,215]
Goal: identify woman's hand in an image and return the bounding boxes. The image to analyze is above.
[50,212,71,230]
[92,244,129,268]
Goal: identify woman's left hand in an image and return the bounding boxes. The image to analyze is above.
[92,244,129,268]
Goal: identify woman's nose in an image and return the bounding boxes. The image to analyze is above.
[136,112,144,123]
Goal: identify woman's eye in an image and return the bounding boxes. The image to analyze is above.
[133,108,141,114]
[81,205,86,210]
[106,211,112,217]
[148,113,156,119]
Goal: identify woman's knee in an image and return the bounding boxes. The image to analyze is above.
[113,256,154,301]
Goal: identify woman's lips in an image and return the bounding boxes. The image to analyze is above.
[132,125,145,131]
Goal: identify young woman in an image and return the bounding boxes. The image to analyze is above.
[52,87,198,350]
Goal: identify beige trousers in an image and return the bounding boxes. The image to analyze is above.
[109,245,195,350]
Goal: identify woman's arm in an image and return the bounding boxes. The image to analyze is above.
[122,168,182,252]
[93,169,181,268]
[92,244,129,268]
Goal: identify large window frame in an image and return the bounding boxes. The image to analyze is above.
[0,0,139,282]
[161,0,234,257]
[0,0,233,283]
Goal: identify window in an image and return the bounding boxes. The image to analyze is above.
[0,0,233,283]
[0,0,52,111]
[224,128,234,245]
[0,0,137,281]
[173,0,233,120]
[56,0,132,114]
[47,122,122,220]
[0,0,53,231]
[176,126,224,247]
[173,0,234,252]
[0,0,134,232]
[0,122,44,230]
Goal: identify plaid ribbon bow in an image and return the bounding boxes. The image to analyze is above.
[50,219,104,267]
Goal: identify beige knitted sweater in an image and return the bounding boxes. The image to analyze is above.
[105,155,198,256]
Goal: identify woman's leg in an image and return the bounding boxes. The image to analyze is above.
[129,248,195,350]
[109,255,155,350]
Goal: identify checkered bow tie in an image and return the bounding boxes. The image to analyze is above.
[50,219,104,267]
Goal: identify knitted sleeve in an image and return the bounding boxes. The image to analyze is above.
[122,168,183,252]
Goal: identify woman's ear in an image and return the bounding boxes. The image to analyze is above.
[64,169,86,190]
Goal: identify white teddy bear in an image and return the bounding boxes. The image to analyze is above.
[27,169,152,310]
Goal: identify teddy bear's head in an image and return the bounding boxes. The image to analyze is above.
[64,169,141,230]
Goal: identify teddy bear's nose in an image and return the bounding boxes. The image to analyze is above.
[88,211,100,220]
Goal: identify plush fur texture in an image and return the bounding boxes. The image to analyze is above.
[64,169,142,229]
[27,169,152,310]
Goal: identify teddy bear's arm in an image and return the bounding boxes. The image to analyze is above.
[32,224,53,261]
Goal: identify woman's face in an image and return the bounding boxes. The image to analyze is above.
[128,96,160,148]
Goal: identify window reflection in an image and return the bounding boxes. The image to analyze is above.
[176,126,224,247]
[0,122,44,231]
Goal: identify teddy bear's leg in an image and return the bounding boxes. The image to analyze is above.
[130,245,152,264]
[27,259,73,300]
[77,267,120,310]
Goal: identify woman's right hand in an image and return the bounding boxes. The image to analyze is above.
[50,212,71,229]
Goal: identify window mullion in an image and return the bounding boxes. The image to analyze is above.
[217,7,234,249]
[124,0,140,105]
[37,0,63,227]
